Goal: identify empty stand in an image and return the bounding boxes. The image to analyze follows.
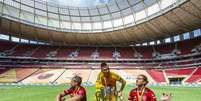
[21,69,65,84]
[118,47,134,59]
[155,43,175,54]
[56,47,76,58]
[135,47,153,59]
[0,41,16,52]
[0,37,201,59]
[185,67,201,83]
[99,48,113,59]
[16,68,39,82]
[56,69,75,84]
[178,38,201,55]
[147,70,166,82]
[13,44,37,56]
[165,68,195,76]
[0,68,9,74]
[0,66,200,84]
[76,48,93,59]
[0,69,16,83]
[123,69,155,84]
[32,46,58,58]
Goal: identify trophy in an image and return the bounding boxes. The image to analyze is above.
[100,86,115,101]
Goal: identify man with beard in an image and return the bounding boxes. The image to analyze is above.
[95,63,126,101]
[56,76,87,101]
[128,74,172,101]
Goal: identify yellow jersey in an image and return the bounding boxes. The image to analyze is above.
[96,72,125,90]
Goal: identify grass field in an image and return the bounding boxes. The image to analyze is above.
[0,85,201,101]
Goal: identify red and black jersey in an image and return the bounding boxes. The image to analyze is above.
[128,87,157,101]
[64,86,87,101]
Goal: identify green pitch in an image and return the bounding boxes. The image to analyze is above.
[0,85,201,101]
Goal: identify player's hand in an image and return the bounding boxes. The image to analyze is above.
[118,91,125,101]
[56,94,65,101]
[160,93,172,101]
[60,97,65,101]
[117,91,123,96]
[56,94,61,101]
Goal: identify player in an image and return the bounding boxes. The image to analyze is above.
[95,62,126,101]
[56,76,87,101]
[128,74,172,101]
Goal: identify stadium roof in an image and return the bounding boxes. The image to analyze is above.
[0,0,201,45]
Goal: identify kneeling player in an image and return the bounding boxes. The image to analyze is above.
[128,74,172,101]
[56,76,87,101]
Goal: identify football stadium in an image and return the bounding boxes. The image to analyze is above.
[0,0,201,101]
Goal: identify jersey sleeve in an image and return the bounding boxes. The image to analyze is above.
[112,72,126,91]
[112,72,121,80]
[128,90,134,101]
[95,73,104,90]
[64,88,74,95]
[77,88,86,97]
[149,90,157,101]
